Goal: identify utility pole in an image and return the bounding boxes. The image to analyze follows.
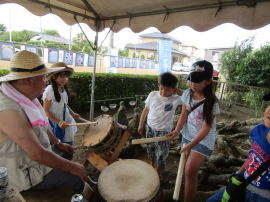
[109,31,114,55]
[9,5,12,42]
[69,25,72,50]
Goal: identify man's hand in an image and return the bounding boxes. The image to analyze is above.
[57,142,74,155]
[70,162,88,182]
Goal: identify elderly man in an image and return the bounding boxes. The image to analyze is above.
[0,50,89,195]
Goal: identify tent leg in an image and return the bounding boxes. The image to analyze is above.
[90,30,99,121]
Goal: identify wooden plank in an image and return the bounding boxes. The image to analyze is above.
[108,130,131,163]
[86,152,108,171]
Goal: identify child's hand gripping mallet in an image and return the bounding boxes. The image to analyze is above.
[173,143,186,201]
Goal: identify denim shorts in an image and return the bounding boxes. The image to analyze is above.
[206,186,270,202]
[181,137,213,157]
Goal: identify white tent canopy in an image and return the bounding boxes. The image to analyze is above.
[1,0,270,120]
[1,0,270,32]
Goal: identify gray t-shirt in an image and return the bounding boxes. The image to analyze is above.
[181,89,220,150]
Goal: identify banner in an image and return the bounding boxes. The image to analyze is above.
[132,58,138,68]
[0,43,14,60]
[75,53,84,66]
[25,45,37,54]
[158,40,172,74]
[118,57,123,67]
[63,51,73,65]
[110,56,117,67]
[140,59,146,69]
[124,58,131,68]
[48,49,58,63]
[88,55,94,67]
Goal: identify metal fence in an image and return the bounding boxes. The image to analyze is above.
[214,81,270,116]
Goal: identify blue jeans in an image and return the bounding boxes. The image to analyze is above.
[206,188,270,202]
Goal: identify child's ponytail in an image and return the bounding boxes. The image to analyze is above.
[203,82,217,126]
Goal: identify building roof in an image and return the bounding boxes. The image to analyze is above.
[30,34,72,45]
[205,46,234,50]
[139,32,181,44]
[126,42,186,56]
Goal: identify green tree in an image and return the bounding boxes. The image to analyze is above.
[0,24,6,33]
[71,33,94,54]
[42,29,60,36]
[221,38,253,83]
[221,37,270,88]
[238,44,270,87]
[118,49,128,57]
[26,40,68,49]
[0,30,37,42]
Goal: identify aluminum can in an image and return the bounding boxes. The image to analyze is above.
[71,194,84,202]
[0,167,8,200]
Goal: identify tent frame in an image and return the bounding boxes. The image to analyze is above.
[21,0,270,120]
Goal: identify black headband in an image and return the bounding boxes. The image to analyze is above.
[11,64,45,73]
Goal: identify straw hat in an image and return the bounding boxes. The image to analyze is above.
[0,50,65,82]
[47,62,74,80]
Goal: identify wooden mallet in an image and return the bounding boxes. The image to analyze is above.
[68,121,97,127]
[173,143,186,201]
[67,117,97,127]
[132,135,179,145]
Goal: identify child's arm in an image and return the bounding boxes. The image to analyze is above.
[138,107,149,135]
[167,104,189,139]
[43,99,69,128]
[181,119,212,153]
[175,88,183,96]
[67,105,80,119]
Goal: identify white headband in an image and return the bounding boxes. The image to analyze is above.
[190,65,205,72]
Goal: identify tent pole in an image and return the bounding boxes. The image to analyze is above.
[90,30,99,121]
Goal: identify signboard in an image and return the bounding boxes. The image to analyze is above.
[88,55,94,67]
[25,45,37,54]
[158,40,172,74]
[0,43,14,60]
[146,60,151,69]
[75,53,84,66]
[110,56,117,67]
[140,59,146,69]
[132,58,138,68]
[48,49,58,63]
[124,58,131,68]
[151,61,155,69]
[118,57,123,68]
[63,51,73,65]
